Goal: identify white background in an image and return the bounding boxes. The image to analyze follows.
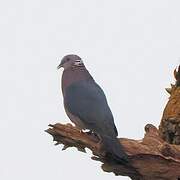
[1,0,180,180]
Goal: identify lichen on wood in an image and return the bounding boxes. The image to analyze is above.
[159,66,180,145]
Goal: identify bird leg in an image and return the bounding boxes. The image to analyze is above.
[82,129,97,137]
[84,130,102,141]
[84,130,93,135]
[72,123,86,134]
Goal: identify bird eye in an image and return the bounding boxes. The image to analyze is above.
[66,58,70,61]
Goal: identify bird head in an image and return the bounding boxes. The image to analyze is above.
[57,54,84,70]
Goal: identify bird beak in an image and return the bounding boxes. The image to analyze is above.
[57,63,63,69]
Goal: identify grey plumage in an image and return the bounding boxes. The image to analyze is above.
[58,54,128,163]
[65,80,118,136]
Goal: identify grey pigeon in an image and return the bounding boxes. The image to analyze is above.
[57,54,128,163]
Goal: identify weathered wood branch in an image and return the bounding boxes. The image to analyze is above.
[159,66,180,145]
[46,123,180,180]
[46,65,180,180]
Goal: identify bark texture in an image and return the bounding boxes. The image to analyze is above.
[46,66,180,180]
[46,123,180,180]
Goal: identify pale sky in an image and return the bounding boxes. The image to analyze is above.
[1,0,180,180]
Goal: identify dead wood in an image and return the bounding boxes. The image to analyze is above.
[46,66,180,180]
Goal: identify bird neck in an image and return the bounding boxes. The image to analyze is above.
[61,66,93,95]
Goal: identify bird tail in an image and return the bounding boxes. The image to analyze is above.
[101,134,129,164]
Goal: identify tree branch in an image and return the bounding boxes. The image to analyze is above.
[45,123,180,180]
[46,65,180,180]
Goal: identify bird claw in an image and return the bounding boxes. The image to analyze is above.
[84,130,93,135]
[79,129,93,134]
[85,131,101,141]
[79,130,84,133]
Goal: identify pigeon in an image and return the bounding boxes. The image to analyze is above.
[57,54,128,163]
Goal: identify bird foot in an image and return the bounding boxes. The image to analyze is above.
[85,130,93,135]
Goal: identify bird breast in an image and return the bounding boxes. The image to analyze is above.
[61,68,92,96]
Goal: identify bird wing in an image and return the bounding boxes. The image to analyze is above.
[64,80,118,137]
